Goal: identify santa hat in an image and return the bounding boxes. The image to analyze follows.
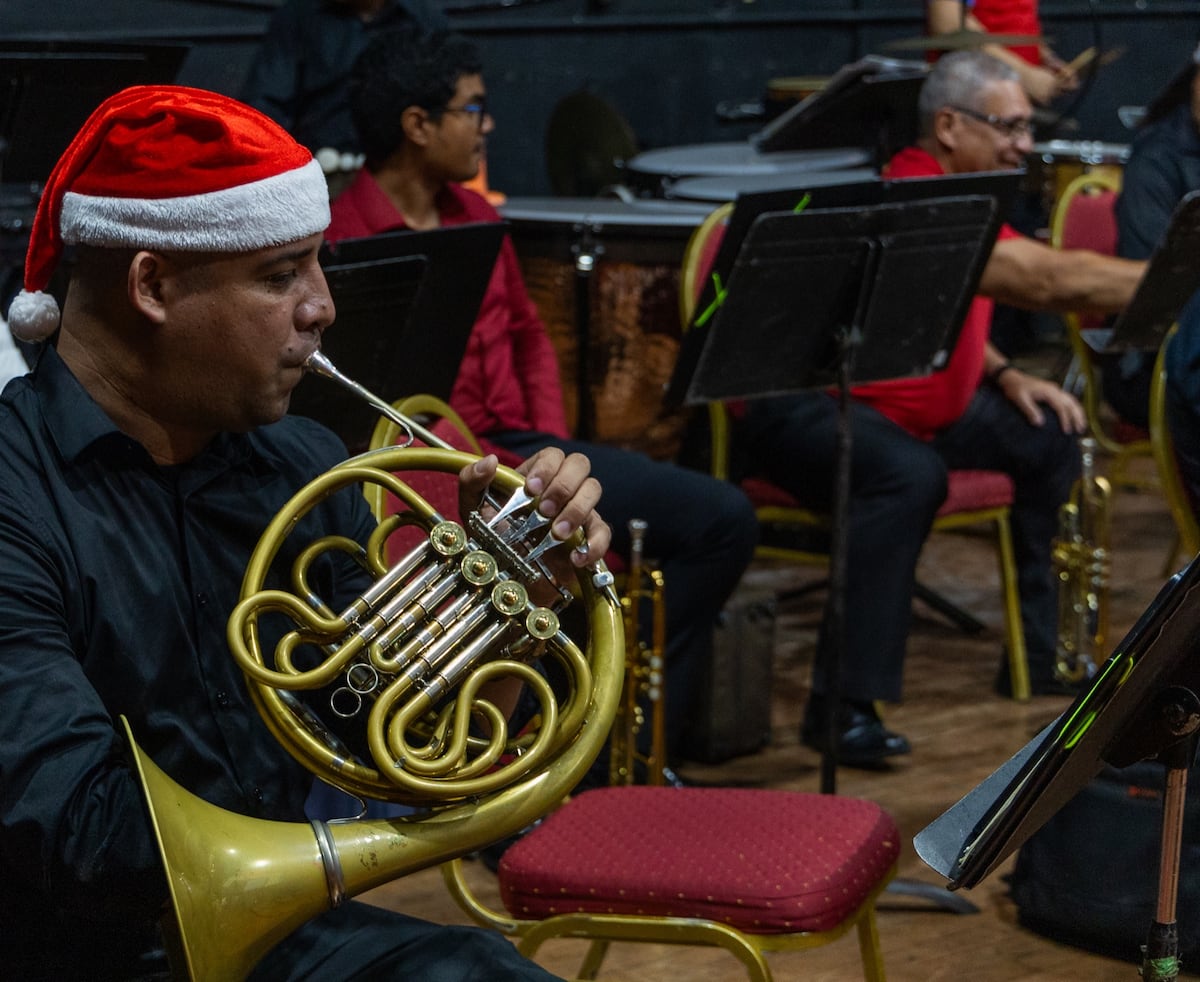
[8,85,330,342]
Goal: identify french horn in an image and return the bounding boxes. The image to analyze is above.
[124,350,624,980]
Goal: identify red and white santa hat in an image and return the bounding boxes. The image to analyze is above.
[8,84,330,341]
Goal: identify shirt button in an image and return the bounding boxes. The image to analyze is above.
[252,787,264,803]
[216,691,230,708]
[196,592,209,607]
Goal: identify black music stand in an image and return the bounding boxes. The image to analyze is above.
[1082,190,1200,356]
[670,170,1024,409]
[671,194,1001,787]
[0,41,189,187]
[752,55,928,163]
[288,222,505,452]
[916,556,1200,979]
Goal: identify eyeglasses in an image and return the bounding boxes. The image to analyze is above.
[439,100,489,129]
[949,104,1033,140]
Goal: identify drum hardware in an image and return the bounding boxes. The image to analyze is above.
[124,349,624,980]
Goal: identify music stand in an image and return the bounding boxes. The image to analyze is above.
[752,55,928,163]
[669,170,1024,414]
[0,41,189,187]
[288,222,505,452]
[1082,190,1200,356]
[915,556,1200,979]
[671,194,1001,785]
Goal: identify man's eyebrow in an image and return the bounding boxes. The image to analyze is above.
[259,243,319,268]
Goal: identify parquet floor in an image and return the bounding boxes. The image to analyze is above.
[362,436,1189,980]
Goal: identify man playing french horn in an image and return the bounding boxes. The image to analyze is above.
[0,85,606,980]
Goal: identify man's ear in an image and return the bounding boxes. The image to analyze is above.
[400,105,432,147]
[932,106,961,152]
[128,251,168,324]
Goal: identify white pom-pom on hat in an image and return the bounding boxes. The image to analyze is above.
[7,290,61,342]
[11,84,330,343]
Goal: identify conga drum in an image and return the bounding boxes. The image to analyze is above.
[499,197,713,461]
[623,140,873,198]
[1028,139,1130,215]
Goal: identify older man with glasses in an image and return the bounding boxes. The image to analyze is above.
[852,49,1145,696]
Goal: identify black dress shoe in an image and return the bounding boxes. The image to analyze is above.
[800,698,911,769]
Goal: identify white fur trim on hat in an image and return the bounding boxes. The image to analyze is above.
[8,290,61,342]
[60,158,330,251]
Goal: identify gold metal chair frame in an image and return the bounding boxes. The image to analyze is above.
[440,858,895,982]
[1148,324,1200,568]
[1050,170,1156,492]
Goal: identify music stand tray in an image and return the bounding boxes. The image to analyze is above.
[1082,189,1200,355]
[917,556,1200,890]
[288,222,505,452]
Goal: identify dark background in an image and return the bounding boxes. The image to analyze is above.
[3,0,1200,198]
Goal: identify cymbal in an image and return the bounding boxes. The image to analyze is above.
[885,30,1045,52]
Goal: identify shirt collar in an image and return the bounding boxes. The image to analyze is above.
[31,344,261,478]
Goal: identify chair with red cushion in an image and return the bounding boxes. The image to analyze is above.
[681,203,1031,701]
[1051,171,1155,492]
[442,785,898,981]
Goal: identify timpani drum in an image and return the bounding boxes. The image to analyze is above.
[623,140,873,198]
[1028,139,1130,214]
[499,197,714,460]
[665,166,879,204]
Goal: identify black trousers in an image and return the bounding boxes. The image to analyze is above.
[740,393,947,704]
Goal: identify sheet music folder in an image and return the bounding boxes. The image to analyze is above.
[288,222,505,452]
[667,169,1021,408]
[670,189,1006,407]
[1082,189,1200,354]
[915,554,1200,891]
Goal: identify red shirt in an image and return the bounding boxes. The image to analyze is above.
[972,0,1043,65]
[326,171,570,440]
[849,146,1020,440]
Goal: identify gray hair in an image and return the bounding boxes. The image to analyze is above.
[918,51,1021,136]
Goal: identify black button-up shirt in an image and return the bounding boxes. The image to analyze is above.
[0,346,374,977]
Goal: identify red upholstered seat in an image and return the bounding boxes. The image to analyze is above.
[740,469,1015,519]
[936,469,1014,516]
[497,786,900,935]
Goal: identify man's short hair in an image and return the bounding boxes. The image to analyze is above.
[918,51,1020,135]
[349,27,484,165]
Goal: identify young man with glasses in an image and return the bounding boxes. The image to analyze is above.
[327,28,758,786]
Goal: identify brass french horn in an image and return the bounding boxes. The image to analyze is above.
[124,351,624,980]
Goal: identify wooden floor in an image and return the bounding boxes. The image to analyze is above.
[362,441,1186,980]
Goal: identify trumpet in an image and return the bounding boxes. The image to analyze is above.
[126,351,625,980]
[1052,435,1112,684]
[609,518,667,786]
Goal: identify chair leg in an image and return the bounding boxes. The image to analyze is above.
[994,512,1030,701]
[856,907,888,982]
[577,939,610,980]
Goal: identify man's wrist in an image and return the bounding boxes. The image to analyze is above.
[988,362,1016,385]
